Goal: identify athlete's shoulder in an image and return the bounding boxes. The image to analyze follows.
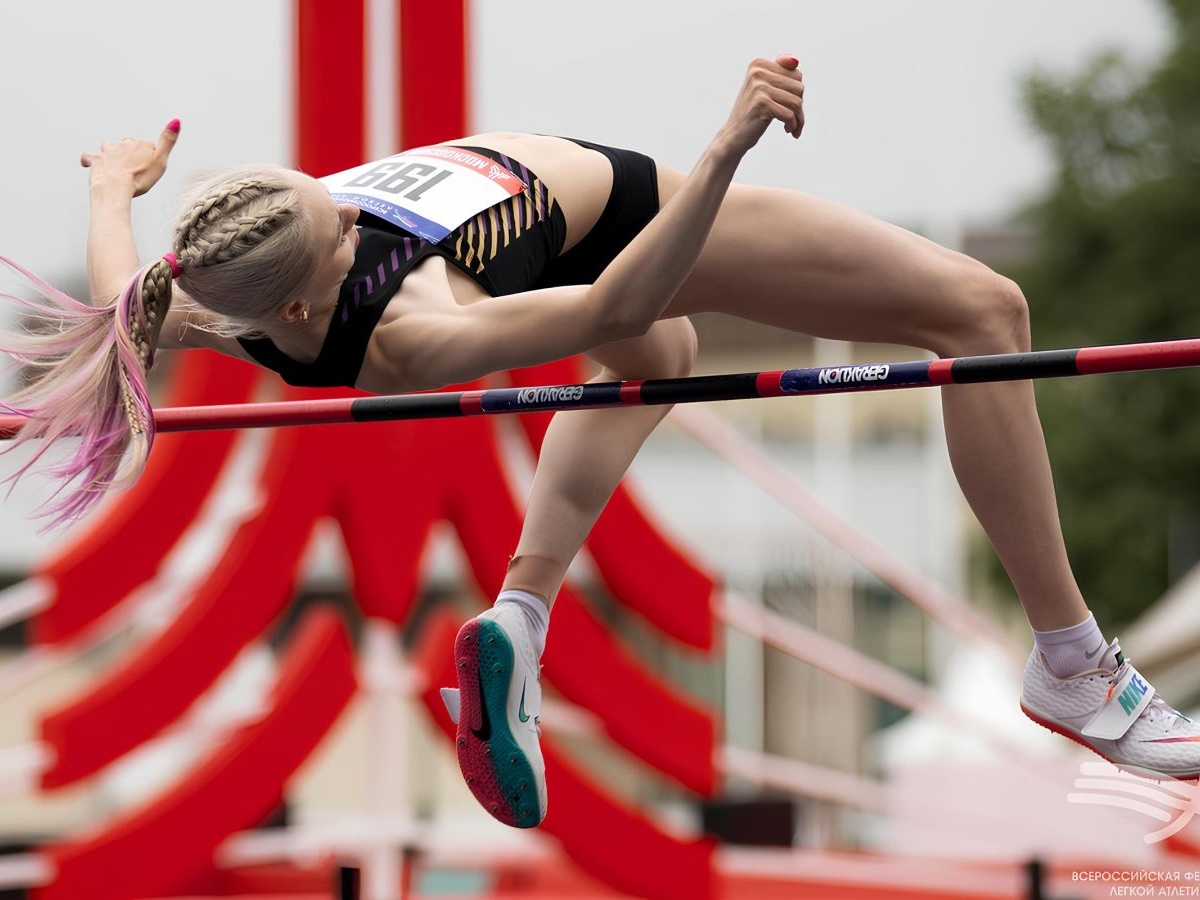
[355,256,463,393]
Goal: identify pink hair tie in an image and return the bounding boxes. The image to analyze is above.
[162,252,184,279]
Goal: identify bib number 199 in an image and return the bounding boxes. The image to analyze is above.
[345,162,452,202]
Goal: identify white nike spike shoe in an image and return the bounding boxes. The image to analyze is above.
[1021,639,1200,779]
[440,605,547,828]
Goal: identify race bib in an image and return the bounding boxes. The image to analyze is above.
[320,146,527,243]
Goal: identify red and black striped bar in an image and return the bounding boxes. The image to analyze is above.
[3,338,1200,439]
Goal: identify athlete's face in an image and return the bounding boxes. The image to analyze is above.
[291,173,361,309]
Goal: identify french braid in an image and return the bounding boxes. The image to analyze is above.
[119,256,174,439]
[166,167,316,331]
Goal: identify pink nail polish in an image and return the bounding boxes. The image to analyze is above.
[167,118,181,133]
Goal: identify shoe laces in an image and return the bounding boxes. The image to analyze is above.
[1145,693,1183,730]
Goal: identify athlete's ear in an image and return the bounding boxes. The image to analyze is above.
[277,299,310,324]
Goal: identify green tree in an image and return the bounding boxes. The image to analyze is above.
[1006,0,1200,628]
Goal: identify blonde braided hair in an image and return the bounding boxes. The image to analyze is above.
[167,167,318,338]
[0,165,321,526]
[118,256,174,443]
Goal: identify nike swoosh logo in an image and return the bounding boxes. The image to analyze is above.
[1086,639,1106,659]
[519,679,530,723]
[1141,734,1200,744]
[469,669,491,741]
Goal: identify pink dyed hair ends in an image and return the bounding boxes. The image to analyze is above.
[0,255,155,528]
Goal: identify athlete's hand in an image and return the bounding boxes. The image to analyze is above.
[80,120,181,197]
[721,55,805,154]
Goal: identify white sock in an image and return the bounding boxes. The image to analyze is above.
[494,589,550,659]
[1032,613,1112,677]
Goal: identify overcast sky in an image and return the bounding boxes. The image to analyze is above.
[0,0,1171,288]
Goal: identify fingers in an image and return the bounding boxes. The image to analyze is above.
[750,54,802,82]
[744,86,803,138]
[765,56,804,137]
[748,58,804,138]
[723,55,806,153]
[156,119,181,161]
[765,98,801,138]
[79,119,180,170]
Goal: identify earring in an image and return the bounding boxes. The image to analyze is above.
[301,307,309,323]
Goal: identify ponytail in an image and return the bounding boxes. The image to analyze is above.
[0,255,173,528]
[2,166,308,528]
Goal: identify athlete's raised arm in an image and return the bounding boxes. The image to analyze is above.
[380,55,805,389]
[80,121,180,308]
[0,122,182,525]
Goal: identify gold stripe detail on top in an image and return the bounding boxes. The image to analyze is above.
[462,218,477,268]
[498,201,512,248]
[472,213,486,273]
[522,192,534,233]
[531,178,545,218]
[487,206,500,261]
[459,217,473,266]
[443,173,560,275]
[470,213,484,273]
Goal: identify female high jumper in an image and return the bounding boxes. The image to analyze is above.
[2,54,1195,830]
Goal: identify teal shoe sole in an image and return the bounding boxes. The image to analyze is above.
[454,618,543,828]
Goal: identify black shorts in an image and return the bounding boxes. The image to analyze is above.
[534,138,660,289]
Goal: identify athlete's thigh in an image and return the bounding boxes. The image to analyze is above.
[657,165,996,350]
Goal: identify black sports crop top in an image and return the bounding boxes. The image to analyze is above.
[237,146,566,388]
[237,139,660,388]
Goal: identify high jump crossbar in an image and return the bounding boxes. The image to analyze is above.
[2,337,1198,438]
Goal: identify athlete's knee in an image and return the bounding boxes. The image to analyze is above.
[973,272,1030,354]
[626,317,698,378]
[931,265,1030,357]
[666,317,699,378]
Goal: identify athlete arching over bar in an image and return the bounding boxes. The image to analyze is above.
[2,55,1196,829]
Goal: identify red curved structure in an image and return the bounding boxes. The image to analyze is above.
[32,353,258,645]
[38,410,337,787]
[34,606,357,900]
